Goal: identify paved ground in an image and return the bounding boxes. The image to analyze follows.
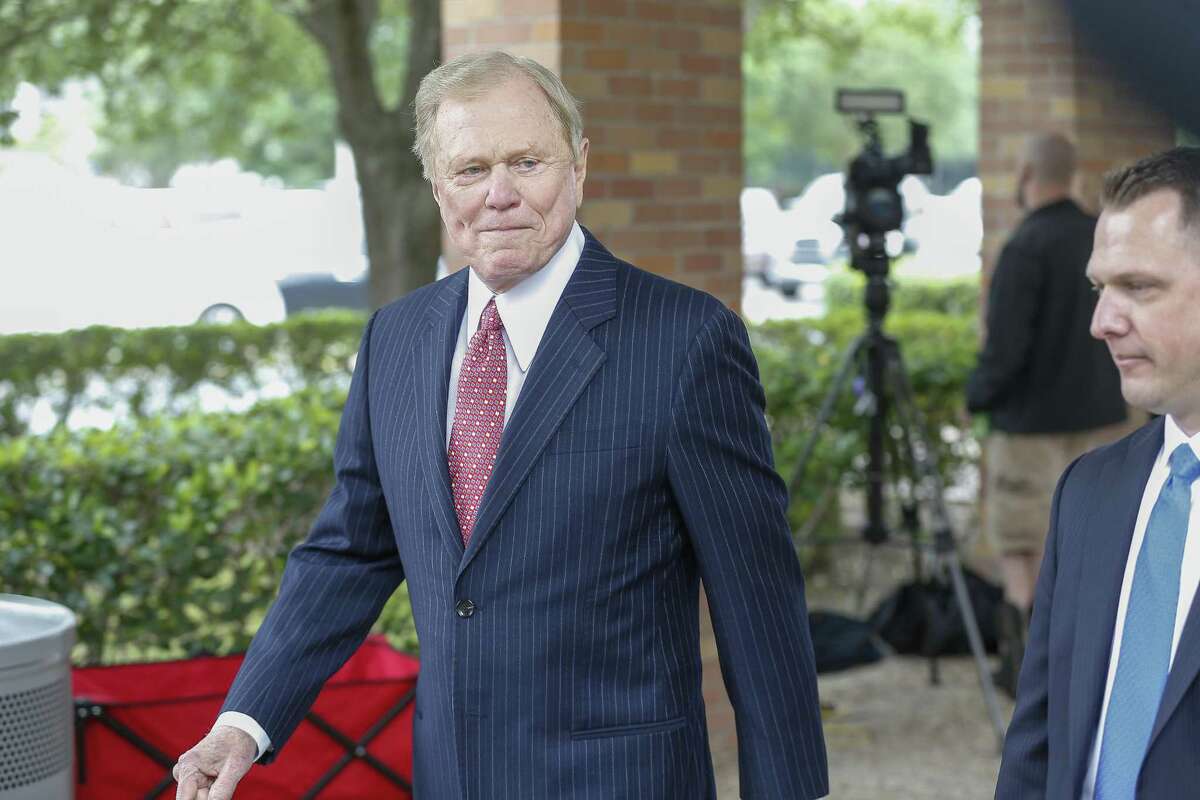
[700,516,1014,799]
[701,611,1011,799]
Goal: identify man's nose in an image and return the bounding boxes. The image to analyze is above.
[485,167,520,210]
[1090,290,1127,340]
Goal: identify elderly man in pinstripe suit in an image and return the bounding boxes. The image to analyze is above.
[174,50,828,800]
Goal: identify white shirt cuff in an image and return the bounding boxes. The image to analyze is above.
[214,711,272,761]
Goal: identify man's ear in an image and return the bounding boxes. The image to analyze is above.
[574,138,589,207]
[431,178,443,208]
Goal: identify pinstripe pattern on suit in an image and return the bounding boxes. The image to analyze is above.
[221,229,828,799]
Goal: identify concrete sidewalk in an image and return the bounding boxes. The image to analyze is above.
[700,603,1010,799]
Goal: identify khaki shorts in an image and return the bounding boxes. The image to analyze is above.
[985,418,1140,557]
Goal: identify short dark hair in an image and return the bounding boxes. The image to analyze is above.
[1102,146,1200,229]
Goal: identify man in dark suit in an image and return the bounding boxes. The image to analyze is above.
[966,132,1131,694]
[173,51,828,800]
[996,147,1200,798]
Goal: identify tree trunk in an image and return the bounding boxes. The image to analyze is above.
[296,0,442,310]
[352,135,442,308]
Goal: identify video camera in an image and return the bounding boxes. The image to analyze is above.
[834,89,933,275]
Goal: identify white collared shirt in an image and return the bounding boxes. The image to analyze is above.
[214,222,584,761]
[1081,415,1200,799]
[445,221,583,446]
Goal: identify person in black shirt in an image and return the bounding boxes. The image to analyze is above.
[967,132,1133,693]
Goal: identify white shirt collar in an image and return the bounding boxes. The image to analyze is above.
[464,222,584,373]
[1163,415,1200,467]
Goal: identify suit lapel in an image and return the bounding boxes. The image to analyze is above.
[1066,418,1163,787]
[415,269,470,561]
[458,230,618,576]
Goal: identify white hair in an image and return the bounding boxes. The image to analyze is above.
[412,50,584,180]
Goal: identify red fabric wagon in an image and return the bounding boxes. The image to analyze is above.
[71,635,418,799]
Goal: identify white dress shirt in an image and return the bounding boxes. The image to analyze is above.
[214,222,584,761]
[444,221,583,446]
[1081,415,1200,799]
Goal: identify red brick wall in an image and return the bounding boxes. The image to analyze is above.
[442,0,744,308]
[978,0,1174,282]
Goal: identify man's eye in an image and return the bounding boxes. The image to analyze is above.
[460,166,484,177]
[515,159,539,170]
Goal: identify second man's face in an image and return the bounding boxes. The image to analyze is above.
[1088,189,1200,434]
[430,77,589,294]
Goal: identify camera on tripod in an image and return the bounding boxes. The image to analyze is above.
[787,89,1008,742]
[834,89,932,276]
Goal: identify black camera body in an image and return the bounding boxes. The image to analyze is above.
[844,120,931,235]
[834,89,933,273]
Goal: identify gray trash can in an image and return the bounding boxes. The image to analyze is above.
[0,594,76,800]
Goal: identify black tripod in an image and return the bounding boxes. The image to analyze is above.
[790,232,1006,750]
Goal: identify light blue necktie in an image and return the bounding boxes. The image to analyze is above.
[1095,443,1200,799]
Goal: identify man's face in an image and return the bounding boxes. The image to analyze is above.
[1088,189,1200,434]
[429,77,588,293]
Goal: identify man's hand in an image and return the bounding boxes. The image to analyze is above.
[173,725,257,800]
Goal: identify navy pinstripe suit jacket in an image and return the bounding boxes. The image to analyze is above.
[997,417,1200,799]
[222,230,829,799]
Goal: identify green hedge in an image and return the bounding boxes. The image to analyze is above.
[0,310,366,439]
[754,307,978,549]
[824,267,981,318]
[0,300,978,665]
[0,386,416,665]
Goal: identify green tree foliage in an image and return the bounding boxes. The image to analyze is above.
[5,2,320,185]
[0,0,440,308]
[91,6,340,188]
[745,0,979,195]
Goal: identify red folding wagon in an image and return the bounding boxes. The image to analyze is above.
[71,635,418,799]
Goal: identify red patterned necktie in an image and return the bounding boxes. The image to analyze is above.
[448,298,507,546]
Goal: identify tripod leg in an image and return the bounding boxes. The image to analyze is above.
[787,332,870,498]
[880,371,945,686]
[945,551,1007,748]
[793,482,839,549]
[854,544,877,617]
[884,338,1008,751]
[883,427,925,583]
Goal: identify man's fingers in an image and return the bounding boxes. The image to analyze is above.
[174,726,256,800]
[205,746,253,800]
[174,767,206,800]
[174,741,216,799]
[206,762,247,800]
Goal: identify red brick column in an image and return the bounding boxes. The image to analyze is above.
[442,0,743,309]
[978,0,1175,278]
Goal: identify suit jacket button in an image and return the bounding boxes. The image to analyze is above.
[456,599,477,618]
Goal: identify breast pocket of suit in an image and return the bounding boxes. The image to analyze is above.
[546,422,645,454]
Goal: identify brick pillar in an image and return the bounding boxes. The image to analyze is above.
[978,0,1175,278]
[442,0,743,309]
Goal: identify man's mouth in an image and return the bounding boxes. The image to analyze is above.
[1112,353,1151,369]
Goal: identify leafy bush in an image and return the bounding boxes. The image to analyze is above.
[752,307,978,558]
[0,302,979,665]
[0,386,416,664]
[0,310,366,438]
[824,267,981,317]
